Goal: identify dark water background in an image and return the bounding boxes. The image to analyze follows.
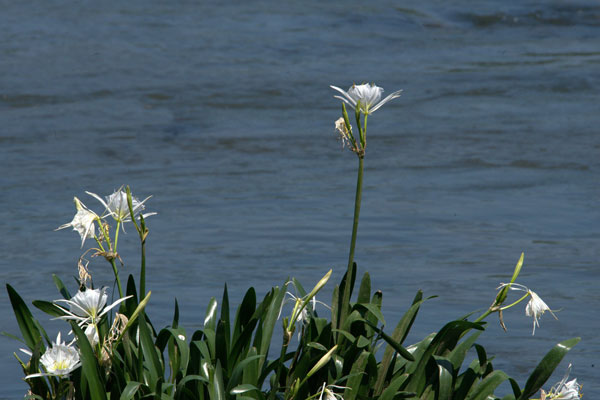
[1,0,599,397]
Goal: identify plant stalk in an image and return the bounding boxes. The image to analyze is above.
[340,154,364,330]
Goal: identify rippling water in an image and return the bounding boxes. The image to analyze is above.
[1,0,599,397]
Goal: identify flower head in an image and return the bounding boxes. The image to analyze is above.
[55,287,131,326]
[541,364,582,400]
[330,83,402,115]
[86,187,156,224]
[526,290,557,335]
[497,283,557,335]
[25,332,81,379]
[55,197,99,247]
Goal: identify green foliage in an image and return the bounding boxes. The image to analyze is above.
[5,264,580,399]
[4,189,580,399]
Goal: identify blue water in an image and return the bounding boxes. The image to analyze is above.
[1,0,599,397]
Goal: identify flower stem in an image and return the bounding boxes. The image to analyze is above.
[500,292,531,311]
[339,154,364,330]
[110,259,123,298]
[114,221,121,251]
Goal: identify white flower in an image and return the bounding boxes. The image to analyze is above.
[497,283,557,335]
[54,288,131,326]
[526,290,557,335]
[330,83,402,115]
[84,324,100,347]
[318,383,348,400]
[542,364,582,400]
[86,187,156,224]
[55,197,99,247]
[25,332,81,379]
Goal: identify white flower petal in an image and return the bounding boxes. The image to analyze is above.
[331,83,401,114]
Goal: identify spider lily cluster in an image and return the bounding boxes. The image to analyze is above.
[5,87,583,400]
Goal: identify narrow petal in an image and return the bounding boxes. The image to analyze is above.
[330,85,357,107]
[333,95,356,109]
[98,295,133,318]
[370,89,403,113]
[86,191,109,212]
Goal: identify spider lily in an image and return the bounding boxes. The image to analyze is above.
[54,287,131,327]
[24,332,81,379]
[540,364,582,400]
[330,83,402,115]
[497,283,557,335]
[55,197,99,247]
[87,187,156,225]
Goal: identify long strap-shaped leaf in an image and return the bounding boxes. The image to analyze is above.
[517,337,580,400]
[71,323,107,400]
[6,284,43,351]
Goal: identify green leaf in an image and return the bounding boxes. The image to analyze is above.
[232,287,256,350]
[32,300,67,318]
[138,316,163,388]
[172,299,180,329]
[364,321,414,361]
[448,330,483,373]
[118,291,151,343]
[71,323,107,400]
[257,285,286,372]
[52,274,71,299]
[125,275,139,315]
[231,384,261,395]
[518,337,580,400]
[343,350,369,400]
[379,374,411,400]
[6,284,43,351]
[466,370,510,400]
[119,381,142,400]
[220,284,231,357]
[204,298,218,332]
[209,361,225,400]
[375,291,428,396]
[434,356,453,400]
[406,320,483,394]
[357,272,371,304]
[355,302,385,325]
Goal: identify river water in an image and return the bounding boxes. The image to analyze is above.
[1,0,599,397]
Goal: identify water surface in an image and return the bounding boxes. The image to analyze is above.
[1,0,599,397]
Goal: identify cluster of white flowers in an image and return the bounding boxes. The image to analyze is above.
[56,187,156,247]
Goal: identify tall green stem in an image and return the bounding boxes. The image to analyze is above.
[139,231,146,299]
[339,155,364,330]
[347,156,364,272]
[110,259,123,298]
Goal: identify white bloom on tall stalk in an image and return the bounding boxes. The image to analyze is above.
[86,187,156,225]
[497,283,557,335]
[526,290,557,335]
[330,83,402,115]
[54,287,131,326]
[24,332,81,379]
[55,197,99,247]
[541,364,582,400]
